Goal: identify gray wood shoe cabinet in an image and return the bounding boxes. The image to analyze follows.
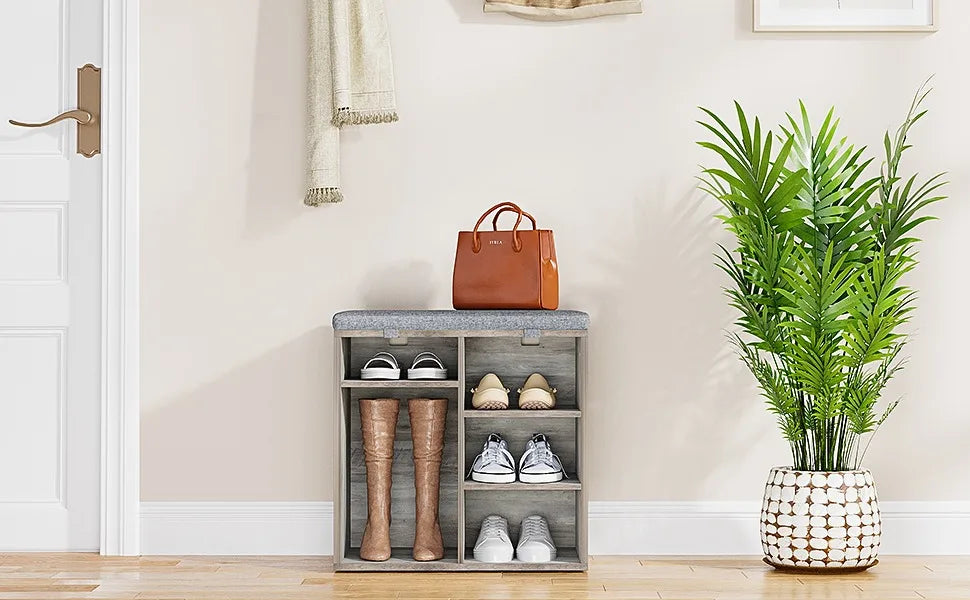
[332,310,589,572]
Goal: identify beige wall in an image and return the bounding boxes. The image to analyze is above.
[141,0,970,502]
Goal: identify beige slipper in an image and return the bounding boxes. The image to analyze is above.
[517,374,557,410]
[470,374,510,410]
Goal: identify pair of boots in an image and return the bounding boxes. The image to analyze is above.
[359,397,447,562]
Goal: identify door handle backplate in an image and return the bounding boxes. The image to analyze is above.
[8,64,101,158]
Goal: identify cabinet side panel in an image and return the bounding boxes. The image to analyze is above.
[576,336,588,565]
[335,337,351,564]
[457,336,466,563]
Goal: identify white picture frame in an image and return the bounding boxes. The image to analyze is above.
[754,0,939,32]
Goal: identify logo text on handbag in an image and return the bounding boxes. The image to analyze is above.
[489,240,503,245]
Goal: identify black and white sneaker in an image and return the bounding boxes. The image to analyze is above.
[518,433,565,484]
[469,433,516,484]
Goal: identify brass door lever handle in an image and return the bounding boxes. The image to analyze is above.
[6,64,101,157]
[9,108,94,128]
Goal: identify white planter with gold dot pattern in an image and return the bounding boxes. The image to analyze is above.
[761,467,880,572]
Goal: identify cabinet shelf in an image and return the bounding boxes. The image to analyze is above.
[340,379,460,389]
[338,548,460,571]
[464,408,581,419]
[463,477,581,492]
[461,548,584,571]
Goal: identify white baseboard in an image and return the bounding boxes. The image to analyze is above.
[588,501,970,555]
[140,502,333,555]
[139,501,970,556]
[589,501,761,555]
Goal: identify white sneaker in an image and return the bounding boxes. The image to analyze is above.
[473,515,513,563]
[516,515,557,563]
[518,433,565,484]
[469,433,516,483]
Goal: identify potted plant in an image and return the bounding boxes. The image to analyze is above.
[698,84,945,572]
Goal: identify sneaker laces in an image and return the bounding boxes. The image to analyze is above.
[532,439,553,462]
[468,434,512,477]
[484,444,501,463]
[480,516,507,539]
[483,434,508,462]
[531,433,551,452]
[523,434,566,476]
[521,517,548,540]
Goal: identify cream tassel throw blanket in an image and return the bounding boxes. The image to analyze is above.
[484,0,641,20]
[307,0,398,206]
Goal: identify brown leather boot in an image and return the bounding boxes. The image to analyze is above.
[408,398,448,561]
[359,398,399,561]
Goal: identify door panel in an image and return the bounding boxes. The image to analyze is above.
[0,332,63,502]
[0,0,102,550]
[0,1,65,156]
[0,205,64,281]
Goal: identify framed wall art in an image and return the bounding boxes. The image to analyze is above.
[754,0,939,32]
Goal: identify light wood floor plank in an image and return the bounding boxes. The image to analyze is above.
[0,554,966,600]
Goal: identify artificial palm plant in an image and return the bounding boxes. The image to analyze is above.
[698,84,945,472]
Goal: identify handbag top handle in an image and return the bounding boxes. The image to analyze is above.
[491,206,537,231]
[472,202,525,253]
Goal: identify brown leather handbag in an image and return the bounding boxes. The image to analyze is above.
[452,202,559,310]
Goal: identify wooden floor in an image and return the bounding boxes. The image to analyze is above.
[1,554,968,599]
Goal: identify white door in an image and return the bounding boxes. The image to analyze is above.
[0,0,103,550]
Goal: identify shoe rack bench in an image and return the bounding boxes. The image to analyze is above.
[332,310,589,572]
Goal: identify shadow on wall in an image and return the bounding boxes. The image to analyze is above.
[141,329,331,501]
[446,0,498,24]
[445,0,639,26]
[244,0,309,238]
[447,0,555,26]
[573,184,771,499]
[735,0,756,38]
[358,261,437,309]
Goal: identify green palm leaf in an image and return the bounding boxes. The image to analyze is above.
[698,84,944,470]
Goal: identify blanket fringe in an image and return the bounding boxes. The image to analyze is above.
[332,108,399,127]
[305,187,344,206]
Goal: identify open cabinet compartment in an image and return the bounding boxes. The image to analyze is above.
[464,336,578,410]
[463,490,582,570]
[333,310,589,572]
[342,336,460,387]
[340,387,461,569]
